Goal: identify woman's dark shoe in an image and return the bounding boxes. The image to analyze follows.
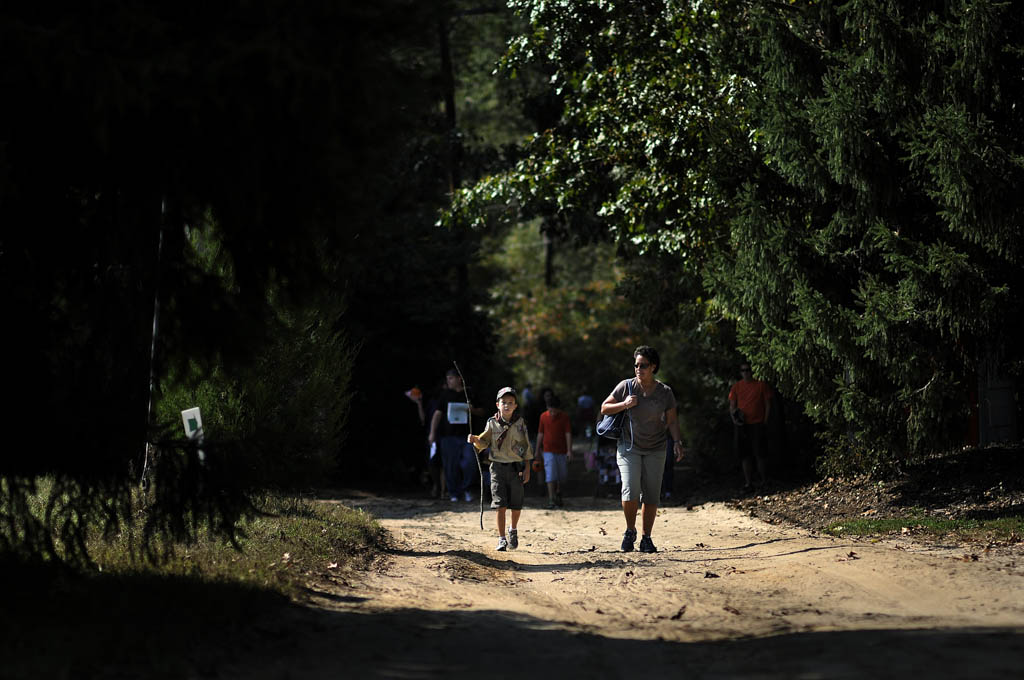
[638,535,657,553]
[621,528,637,552]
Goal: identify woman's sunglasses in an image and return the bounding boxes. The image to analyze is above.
[634,362,651,370]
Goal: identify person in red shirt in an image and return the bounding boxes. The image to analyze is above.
[536,393,573,508]
[728,363,772,493]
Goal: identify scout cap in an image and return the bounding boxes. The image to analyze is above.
[496,387,517,401]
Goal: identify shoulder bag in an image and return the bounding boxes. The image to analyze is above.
[595,379,634,451]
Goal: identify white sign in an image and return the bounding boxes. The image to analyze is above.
[181,407,205,462]
[181,407,203,439]
[447,402,469,425]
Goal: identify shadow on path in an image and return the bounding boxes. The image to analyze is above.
[225,602,1024,679]
[384,536,851,576]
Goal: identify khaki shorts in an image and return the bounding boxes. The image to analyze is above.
[617,442,666,504]
[489,461,525,510]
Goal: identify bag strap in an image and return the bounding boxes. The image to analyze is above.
[624,379,634,452]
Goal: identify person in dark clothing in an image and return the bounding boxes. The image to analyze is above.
[428,369,482,502]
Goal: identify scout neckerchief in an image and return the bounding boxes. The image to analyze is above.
[493,411,522,451]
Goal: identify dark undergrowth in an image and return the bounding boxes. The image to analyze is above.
[727,445,1024,547]
[1,494,387,679]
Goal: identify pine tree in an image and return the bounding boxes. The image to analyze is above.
[713,1,1024,469]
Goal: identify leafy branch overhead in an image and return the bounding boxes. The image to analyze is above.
[453,0,1024,470]
[451,0,744,257]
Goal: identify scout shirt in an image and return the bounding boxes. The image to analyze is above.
[471,414,535,464]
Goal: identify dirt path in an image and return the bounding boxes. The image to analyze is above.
[228,494,1023,679]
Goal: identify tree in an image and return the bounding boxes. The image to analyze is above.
[712,1,1024,471]
[0,0,459,563]
[453,0,1024,474]
[448,0,755,454]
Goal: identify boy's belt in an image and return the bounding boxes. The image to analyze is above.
[492,461,527,470]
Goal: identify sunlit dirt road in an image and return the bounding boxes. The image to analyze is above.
[226,493,1023,679]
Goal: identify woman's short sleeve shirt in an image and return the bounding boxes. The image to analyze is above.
[610,378,676,450]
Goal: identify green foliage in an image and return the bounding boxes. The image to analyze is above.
[450,0,765,459]
[616,251,743,458]
[712,1,1024,463]
[1,483,383,586]
[480,221,634,397]
[155,299,355,492]
[89,495,385,591]
[825,514,1024,542]
[454,0,1024,474]
[449,4,539,152]
[449,0,746,249]
[479,221,741,461]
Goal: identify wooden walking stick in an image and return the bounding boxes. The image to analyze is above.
[453,360,485,530]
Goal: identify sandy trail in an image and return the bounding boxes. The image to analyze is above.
[227,494,1023,679]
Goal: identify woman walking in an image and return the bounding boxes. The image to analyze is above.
[601,345,685,552]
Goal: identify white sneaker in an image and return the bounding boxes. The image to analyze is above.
[496,536,508,551]
[464,491,473,502]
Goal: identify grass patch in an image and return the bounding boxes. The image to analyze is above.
[1,494,387,679]
[89,494,387,596]
[824,513,1024,543]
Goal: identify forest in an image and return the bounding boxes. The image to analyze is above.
[3,0,1024,565]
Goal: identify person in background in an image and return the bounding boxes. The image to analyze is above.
[536,393,572,508]
[422,378,446,499]
[576,388,596,441]
[404,385,430,492]
[661,384,679,502]
[529,387,555,491]
[521,383,535,412]
[662,433,676,502]
[406,386,425,427]
[429,369,480,502]
[728,362,772,493]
